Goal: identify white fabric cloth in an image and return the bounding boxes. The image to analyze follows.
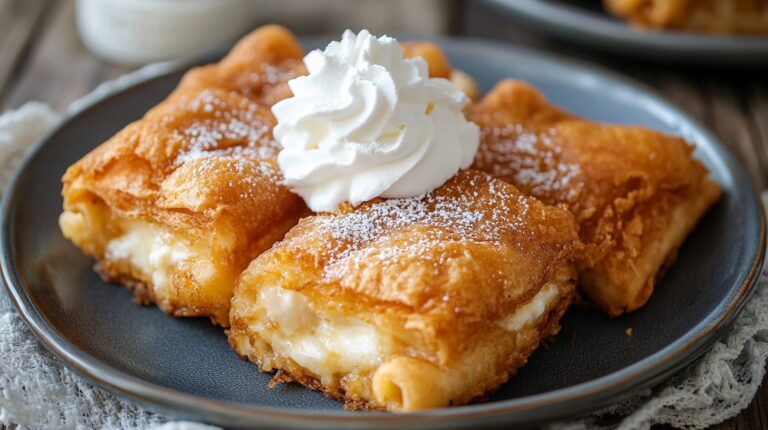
[0,69,766,430]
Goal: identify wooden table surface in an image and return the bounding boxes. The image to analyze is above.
[0,0,765,428]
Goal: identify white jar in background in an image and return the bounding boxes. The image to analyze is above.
[75,0,255,66]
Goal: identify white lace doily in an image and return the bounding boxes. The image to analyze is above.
[0,68,766,430]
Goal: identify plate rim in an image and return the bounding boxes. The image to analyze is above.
[1,35,765,429]
[481,0,768,64]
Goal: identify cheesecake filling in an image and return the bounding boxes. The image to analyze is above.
[60,208,216,307]
[105,219,199,298]
[252,286,384,378]
[500,282,560,332]
[500,266,574,332]
[249,276,567,388]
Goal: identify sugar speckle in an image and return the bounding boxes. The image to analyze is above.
[170,90,281,165]
[313,173,536,280]
[161,89,286,199]
[474,124,582,202]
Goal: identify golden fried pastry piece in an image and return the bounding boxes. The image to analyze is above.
[59,25,309,326]
[468,80,721,317]
[229,170,580,411]
[605,0,768,34]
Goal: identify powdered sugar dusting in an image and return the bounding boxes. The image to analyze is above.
[172,90,279,165]
[315,173,534,279]
[258,63,299,85]
[475,124,582,201]
[180,152,282,201]
[238,62,302,100]
[162,89,286,197]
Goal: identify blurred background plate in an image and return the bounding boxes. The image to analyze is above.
[1,35,764,429]
[481,0,768,66]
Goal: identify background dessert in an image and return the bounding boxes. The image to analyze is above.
[604,0,768,34]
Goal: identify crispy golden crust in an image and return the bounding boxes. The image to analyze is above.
[60,25,310,324]
[604,0,768,34]
[95,262,155,306]
[229,170,580,410]
[468,80,721,316]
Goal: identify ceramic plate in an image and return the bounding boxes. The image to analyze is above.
[1,36,764,429]
[481,0,768,66]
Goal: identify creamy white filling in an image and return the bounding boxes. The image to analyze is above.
[105,220,193,298]
[255,286,383,377]
[253,281,562,380]
[500,283,560,332]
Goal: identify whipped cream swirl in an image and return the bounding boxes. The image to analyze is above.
[272,29,479,212]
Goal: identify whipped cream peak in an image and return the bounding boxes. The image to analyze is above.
[272,29,479,212]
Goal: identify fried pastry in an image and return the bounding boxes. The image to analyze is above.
[468,80,721,317]
[604,0,768,34]
[59,25,309,325]
[228,170,580,411]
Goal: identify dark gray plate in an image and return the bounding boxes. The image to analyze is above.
[482,0,768,66]
[1,36,765,429]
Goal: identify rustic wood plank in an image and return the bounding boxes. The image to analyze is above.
[702,77,767,189]
[748,85,768,183]
[660,72,768,190]
[0,0,50,102]
[653,75,710,124]
[1,0,132,112]
[741,384,768,430]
